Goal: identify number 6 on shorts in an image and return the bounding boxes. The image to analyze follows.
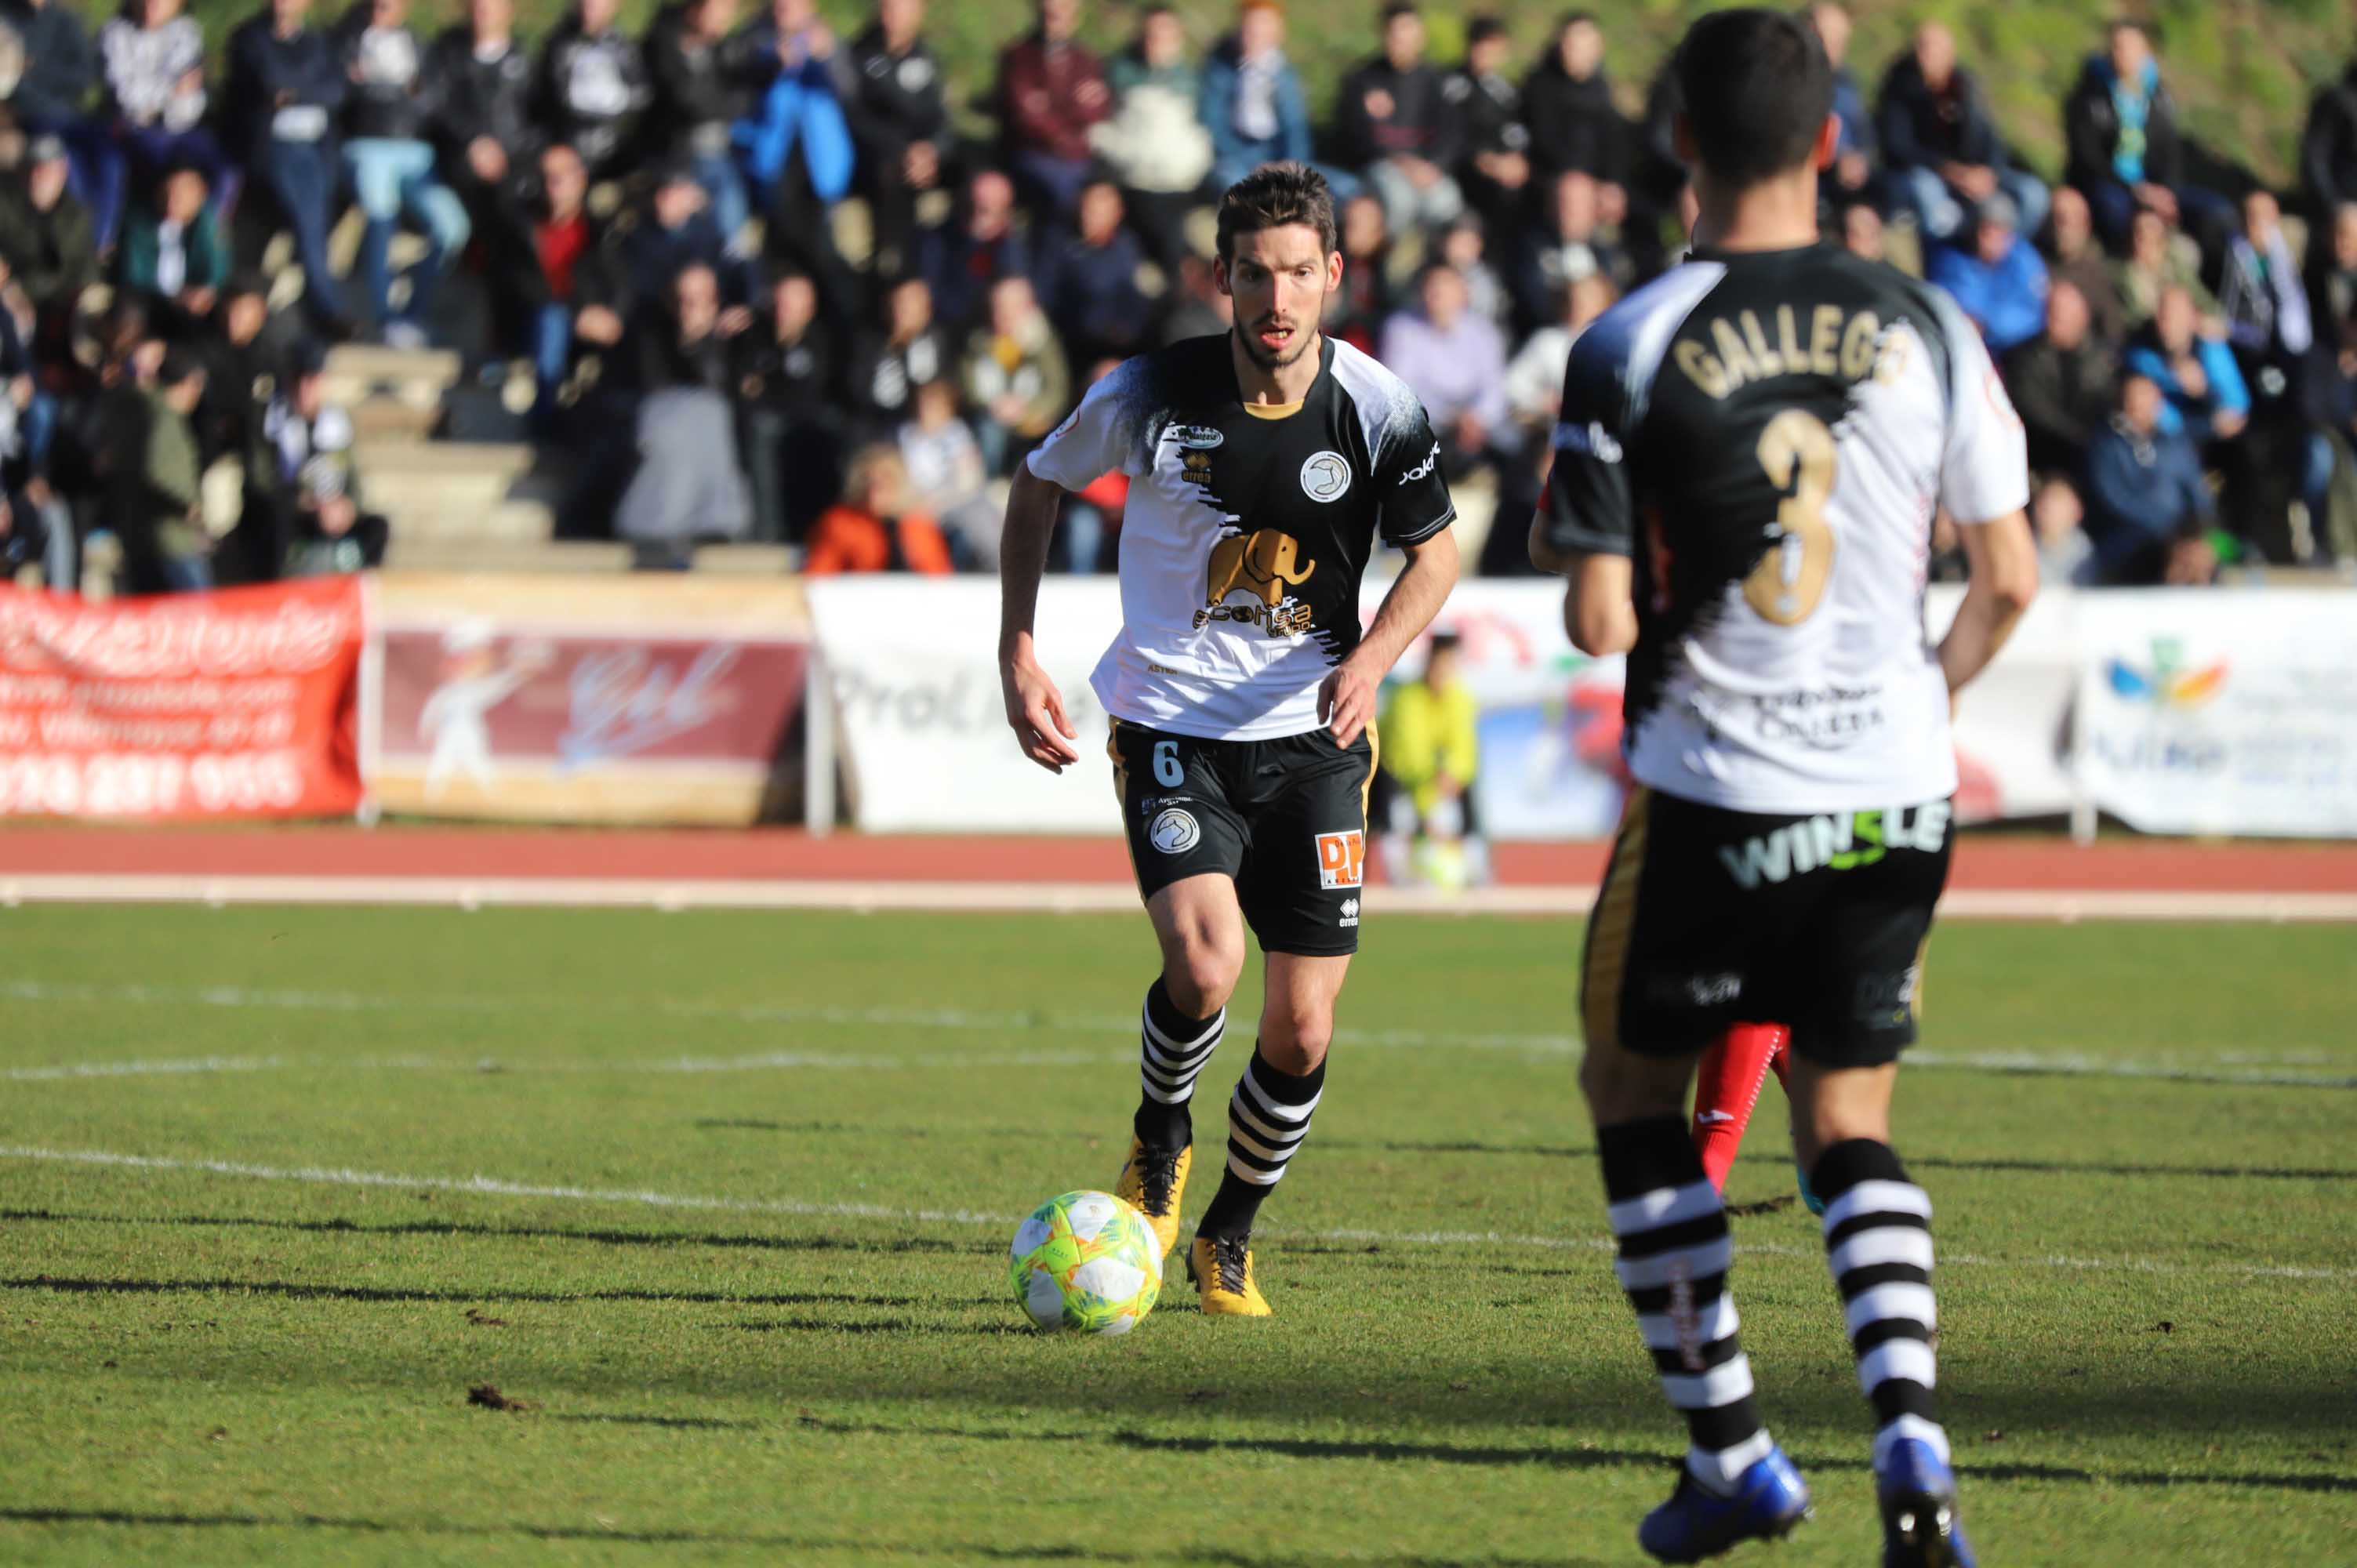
[1153,739,1184,787]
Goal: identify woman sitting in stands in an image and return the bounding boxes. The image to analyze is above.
[801,443,954,575]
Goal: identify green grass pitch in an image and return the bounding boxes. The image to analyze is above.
[1,905,2352,1565]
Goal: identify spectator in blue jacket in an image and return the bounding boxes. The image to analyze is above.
[2062,21,2233,259]
[2083,372,2218,584]
[1807,2,1877,212]
[1199,0,1356,201]
[2,0,104,209]
[2123,282,2250,441]
[226,0,355,335]
[1878,21,2047,245]
[728,0,855,220]
[1927,193,2049,354]
[917,166,1033,332]
[1031,176,1153,365]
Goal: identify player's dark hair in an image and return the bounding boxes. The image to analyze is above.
[1379,0,1418,26]
[1672,8,1833,189]
[1216,161,1338,263]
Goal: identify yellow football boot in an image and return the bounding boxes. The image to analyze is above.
[1114,1138,1191,1259]
[1186,1233,1272,1316]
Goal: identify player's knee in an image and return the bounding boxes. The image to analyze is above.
[1164,943,1244,1018]
[1257,1001,1331,1075]
[1578,1042,1687,1124]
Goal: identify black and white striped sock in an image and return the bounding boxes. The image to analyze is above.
[1196,1049,1325,1239]
[1132,980,1225,1151]
[1813,1139,1948,1475]
[1600,1116,1773,1494]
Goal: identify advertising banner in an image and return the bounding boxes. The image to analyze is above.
[371,575,811,825]
[804,576,2116,839]
[0,578,362,818]
[2073,591,2357,837]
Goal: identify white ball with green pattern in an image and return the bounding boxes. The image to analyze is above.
[1008,1190,1163,1334]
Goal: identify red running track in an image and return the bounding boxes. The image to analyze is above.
[0,827,2352,893]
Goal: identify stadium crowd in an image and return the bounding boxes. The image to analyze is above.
[4,0,2357,592]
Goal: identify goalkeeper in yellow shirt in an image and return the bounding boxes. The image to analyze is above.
[1374,631,1489,888]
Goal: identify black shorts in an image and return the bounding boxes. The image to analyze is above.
[1581,787,1955,1069]
[1108,719,1377,957]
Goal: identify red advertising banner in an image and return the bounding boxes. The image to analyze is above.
[0,579,364,819]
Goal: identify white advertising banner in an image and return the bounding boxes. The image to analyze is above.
[808,578,1128,833]
[806,576,2094,838]
[2072,591,2357,837]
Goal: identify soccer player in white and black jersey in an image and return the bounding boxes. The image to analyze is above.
[1531,11,2037,1565]
[998,163,1460,1316]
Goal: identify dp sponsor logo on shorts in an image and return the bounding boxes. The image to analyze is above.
[1314,829,1365,890]
[1148,807,1201,855]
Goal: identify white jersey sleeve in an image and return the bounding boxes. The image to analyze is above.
[1930,292,2030,526]
[1024,358,1153,488]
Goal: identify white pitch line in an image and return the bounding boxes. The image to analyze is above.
[2,1143,2350,1283]
[4,975,2350,1087]
[2,873,2353,921]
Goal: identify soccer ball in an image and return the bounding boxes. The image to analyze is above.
[1008,1190,1163,1334]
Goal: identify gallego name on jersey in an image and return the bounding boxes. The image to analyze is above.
[1674,306,1909,400]
[1716,803,1951,890]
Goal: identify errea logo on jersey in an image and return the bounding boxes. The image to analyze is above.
[1314,829,1365,889]
[1553,420,1623,463]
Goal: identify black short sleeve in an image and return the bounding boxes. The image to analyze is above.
[1539,331,1638,557]
[1376,408,1457,547]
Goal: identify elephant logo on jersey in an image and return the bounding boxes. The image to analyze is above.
[1203,529,1317,611]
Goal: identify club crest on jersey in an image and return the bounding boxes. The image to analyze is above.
[1314,829,1365,890]
[1148,808,1202,855]
[1299,452,1353,503]
[1197,529,1316,636]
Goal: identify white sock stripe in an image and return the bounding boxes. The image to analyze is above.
[1227,1091,1308,1148]
[1224,1152,1284,1185]
[1844,1282,1938,1338]
[1140,1038,1220,1073]
[1226,1123,1296,1165]
[1607,1180,1722,1236]
[1858,1339,1938,1394]
[1829,1228,1936,1278]
[1140,1052,1212,1087]
[1240,1064,1323,1122]
[1822,1180,1933,1232]
[1636,1295,1740,1350]
[1138,1078,1197,1105]
[1614,1236,1734,1291]
[1141,1006,1225,1055]
[1872,1415,1951,1470]
[1661,1353,1754,1410]
[1691,1430,1776,1490]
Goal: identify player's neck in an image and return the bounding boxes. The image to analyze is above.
[1229,328,1324,407]
[1690,166,1822,255]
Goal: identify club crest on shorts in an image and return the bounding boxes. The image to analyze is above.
[1314,829,1365,889]
[1299,451,1352,503]
[1148,808,1201,855]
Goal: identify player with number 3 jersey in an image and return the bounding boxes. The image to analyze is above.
[997,163,1459,1318]
[1531,10,2038,1564]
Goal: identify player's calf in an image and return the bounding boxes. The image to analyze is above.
[1808,1139,1975,1568]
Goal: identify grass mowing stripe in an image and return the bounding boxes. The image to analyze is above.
[4,1143,2350,1283]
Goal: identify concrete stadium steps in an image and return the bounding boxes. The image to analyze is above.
[377,499,559,546]
[321,345,462,411]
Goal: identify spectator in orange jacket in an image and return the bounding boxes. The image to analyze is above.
[802,441,955,573]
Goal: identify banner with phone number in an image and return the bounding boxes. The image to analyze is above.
[0,579,363,819]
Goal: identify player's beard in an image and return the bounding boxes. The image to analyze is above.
[1236,316,1317,372]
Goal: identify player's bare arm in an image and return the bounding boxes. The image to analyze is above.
[997,464,1083,774]
[1938,508,2039,699]
[1554,550,1637,658]
[1319,527,1458,749]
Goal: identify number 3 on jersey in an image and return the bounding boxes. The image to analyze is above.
[1153,740,1185,787]
[1745,409,1837,626]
